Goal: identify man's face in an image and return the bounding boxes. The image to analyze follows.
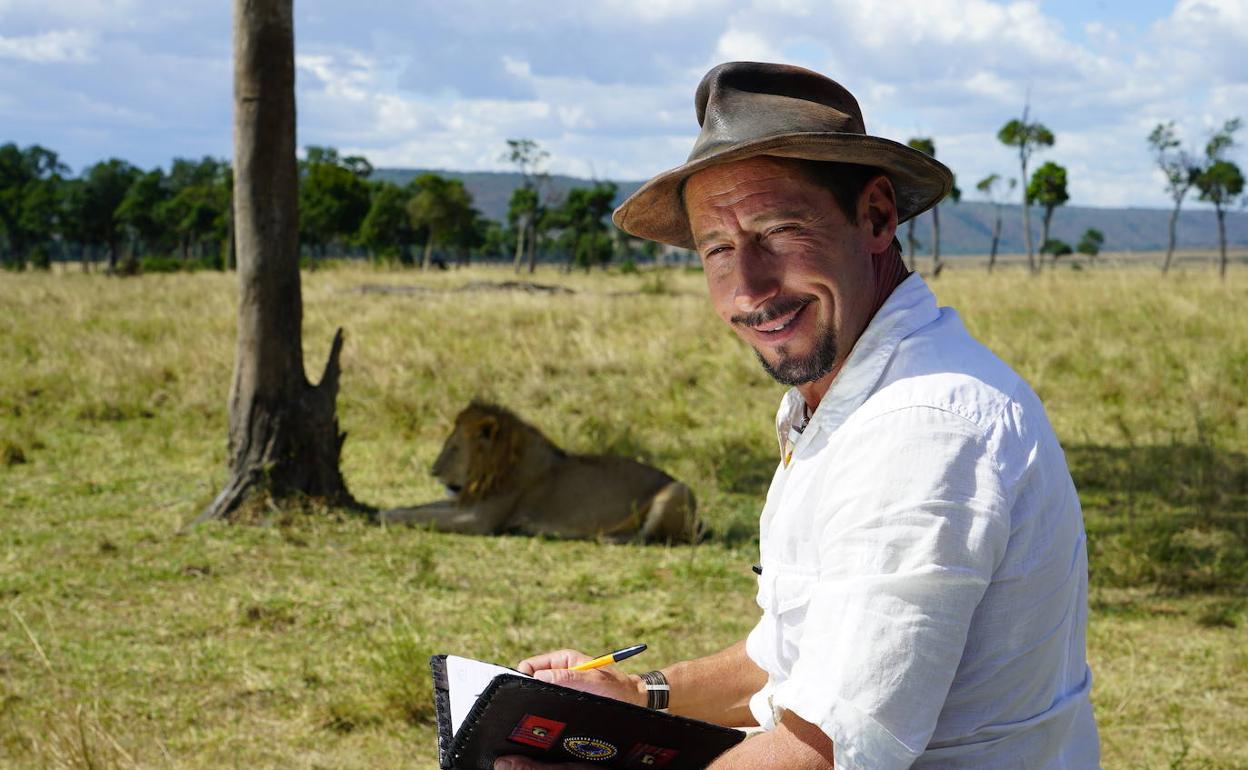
[684,156,882,391]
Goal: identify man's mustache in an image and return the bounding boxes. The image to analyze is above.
[731,296,814,328]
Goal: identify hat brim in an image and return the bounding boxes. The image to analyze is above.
[612,132,954,251]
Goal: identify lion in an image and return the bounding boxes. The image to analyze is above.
[378,402,700,542]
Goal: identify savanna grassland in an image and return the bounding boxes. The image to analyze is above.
[1,261,1246,769]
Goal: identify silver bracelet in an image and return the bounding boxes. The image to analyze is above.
[640,670,670,711]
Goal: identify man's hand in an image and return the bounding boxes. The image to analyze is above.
[516,649,645,707]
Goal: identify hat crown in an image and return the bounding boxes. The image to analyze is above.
[690,62,867,162]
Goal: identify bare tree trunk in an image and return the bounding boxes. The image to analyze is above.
[1162,199,1180,274]
[1216,206,1227,280]
[422,231,435,270]
[512,212,527,273]
[988,206,1001,273]
[526,220,538,274]
[1020,156,1036,273]
[930,204,943,278]
[195,0,358,525]
[1041,207,1054,269]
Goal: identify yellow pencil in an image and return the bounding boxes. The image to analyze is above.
[569,644,647,671]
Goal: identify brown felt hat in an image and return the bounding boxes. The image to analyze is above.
[612,61,954,250]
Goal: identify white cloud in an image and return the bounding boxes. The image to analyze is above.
[0,28,94,62]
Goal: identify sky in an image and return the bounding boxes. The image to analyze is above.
[1,0,1245,209]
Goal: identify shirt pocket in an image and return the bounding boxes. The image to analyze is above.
[767,568,818,669]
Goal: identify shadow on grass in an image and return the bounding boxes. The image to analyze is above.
[1068,442,1248,594]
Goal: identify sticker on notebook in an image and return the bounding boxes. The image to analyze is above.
[507,714,566,750]
[623,742,678,768]
[562,736,618,760]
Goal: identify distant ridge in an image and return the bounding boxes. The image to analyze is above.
[374,167,1248,255]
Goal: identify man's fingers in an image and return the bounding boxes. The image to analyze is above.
[516,649,591,675]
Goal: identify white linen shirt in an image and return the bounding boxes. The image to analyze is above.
[745,273,1099,769]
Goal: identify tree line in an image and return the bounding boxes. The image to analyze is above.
[2,115,1242,277]
[0,139,649,275]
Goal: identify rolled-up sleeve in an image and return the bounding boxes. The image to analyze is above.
[770,406,1011,770]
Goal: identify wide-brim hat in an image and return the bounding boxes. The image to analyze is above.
[612,61,954,250]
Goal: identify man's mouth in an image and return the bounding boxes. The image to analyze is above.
[735,298,813,339]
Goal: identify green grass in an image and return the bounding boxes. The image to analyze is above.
[1,262,1246,768]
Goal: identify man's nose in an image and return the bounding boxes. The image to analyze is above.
[733,242,781,312]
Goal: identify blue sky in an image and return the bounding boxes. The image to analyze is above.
[1,0,1244,209]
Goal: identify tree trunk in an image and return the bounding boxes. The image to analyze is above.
[930,204,943,278]
[1020,156,1036,273]
[1041,207,1054,269]
[526,220,538,273]
[988,206,1001,273]
[1162,199,1180,274]
[195,0,358,525]
[422,229,436,270]
[906,219,918,272]
[1216,205,1227,280]
[512,212,528,273]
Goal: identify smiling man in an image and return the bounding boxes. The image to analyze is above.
[496,62,1099,770]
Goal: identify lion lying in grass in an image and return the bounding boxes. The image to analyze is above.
[379,402,700,542]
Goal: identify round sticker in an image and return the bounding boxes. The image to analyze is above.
[562,736,618,761]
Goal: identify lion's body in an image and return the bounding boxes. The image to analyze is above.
[379,403,699,542]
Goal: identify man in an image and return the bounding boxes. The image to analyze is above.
[496,62,1099,770]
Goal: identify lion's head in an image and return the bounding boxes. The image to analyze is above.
[431,401,533,504]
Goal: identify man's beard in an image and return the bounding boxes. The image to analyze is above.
[734,297,839,386]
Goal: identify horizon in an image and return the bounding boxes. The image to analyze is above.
[2,0,1245,209]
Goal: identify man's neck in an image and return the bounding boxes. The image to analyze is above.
[797,248,909,411]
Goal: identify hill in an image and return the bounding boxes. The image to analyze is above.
[374,167,1248,255]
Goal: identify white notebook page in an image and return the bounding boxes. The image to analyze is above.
[445,655,533,736]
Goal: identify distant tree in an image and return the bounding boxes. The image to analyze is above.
[548,182,617,272]
[1194,119,1242,279]
[160,157,231,262]
[1076,228,1104,259]
[196,0,357,524]
[998,107,1055,273]
[1027,161,1069,267]
[976,173,1015,272]
[506,185,542,271]
[0,143,69,269]
[905,138,960,277]
[1040,238,1073,265]
[1147,122,1201,274]
[502,138,549,273]
[358,181,414,264]
[69,158,140,274]
[116,169,172,263]
[904,138,933,272]
[406,172,475,269]
[299,149,371,257]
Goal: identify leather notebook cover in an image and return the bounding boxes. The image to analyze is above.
[431,656,744,770]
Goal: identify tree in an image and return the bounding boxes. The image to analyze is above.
[548,182,617,272]
[116,169,172,261]
[1194,119,1242,279]
[905,138,933,273]
[1026,161,1069,267]
[0,143,68,270]
[195,0,358,524]
[406,173,475,269]
[160,157,231,263]
[69,159,139,273]
[1147,122,1201,274]
[1076,228,1104,259]
[998,108,1055,273]
[502,138,548,273]
[299,148,371,257]
[1040,238,1073,265]
[358,181,414,264]
[976,173,1015,273]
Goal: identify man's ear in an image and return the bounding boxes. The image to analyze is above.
[860,175,899,252]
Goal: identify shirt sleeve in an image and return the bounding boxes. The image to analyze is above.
[770,405,1011,770]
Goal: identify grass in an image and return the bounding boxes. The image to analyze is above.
[1,260,1246,768]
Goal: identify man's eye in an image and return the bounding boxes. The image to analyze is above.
[705,245,729,258]
[768,225,795,236]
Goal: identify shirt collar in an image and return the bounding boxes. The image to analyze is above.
[778,272,941,440]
